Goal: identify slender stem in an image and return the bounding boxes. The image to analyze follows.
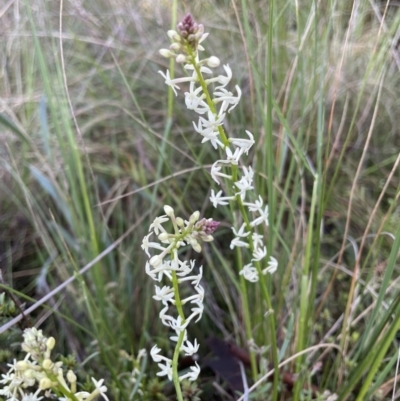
[171,270,185,401]
[292,175,319,401]
[172,270,186,321]
[171,332,185,401]
[42,370,80,401]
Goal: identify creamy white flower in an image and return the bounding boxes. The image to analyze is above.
[252,233,264,249]
[157,360,173,381]
[243,195,264,212]
[153,285,175,305]
[174,259,195,276]
[146,261,173,282]
[21,392,44,401]
[213,85,242,114]
[209,189,234,208]
[179,362,201,381]
[211,160,233,184]
[168,316,189,332]
[225,146,244,165]
[205,64,232,88]
[149,215,169,235]
[181,339,200,356]
[159,305,175,326]
[186,300,204,323]
[5,359,18,373]
[234,176,254,199]
[242,166,254,182]
[229,130,255,155]
[232,223,251,238]
[141,233,167,257]
[252,246,267,261]
[250,205,269,227]
[193,111,225,142]
[230,237,250,249]
[158,69,196,96]
[178,266,203,287]
[262,256,278,275]
[150,345,170,363]
[239,264,259,282]
[182,284,204,305]
[185,83,209,114]
[199,130,221,148]
[150,345,164,362]
[91,378,109,401]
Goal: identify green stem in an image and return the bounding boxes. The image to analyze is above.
[171,270,185,401]
[292,175,319,401]
[42,370,80,401]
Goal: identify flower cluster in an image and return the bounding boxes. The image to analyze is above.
[0,328,108,401]
[143,206,219,382]
[159,14,277,282]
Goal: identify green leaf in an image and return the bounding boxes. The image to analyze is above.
[0,113,31,145]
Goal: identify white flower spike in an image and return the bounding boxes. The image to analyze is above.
[144,196,219,383]
[155,12,280,396]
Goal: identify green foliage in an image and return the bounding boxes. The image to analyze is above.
[181,381,202,401]
[0,293,17,318]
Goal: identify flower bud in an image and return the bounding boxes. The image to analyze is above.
[159,49,176,58]
[189,211,200,224]
[207,56,220,68]
[158,233,169,241]
[164,205,174,217]
[39,377,53,390]
[170,43,181,51]
[196,218,220,235]
[176,217,184,227]
[42,359,54,370]
[176,54,187,64]
[167,30,181,42]
[16,361,30,370]
[150,255,163,267]
[46,337,56,351]
[192,242,202,253]
[23,327,39,343]
[23,369,35,379]
[202,235,214,242]
[67,370,77,383]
